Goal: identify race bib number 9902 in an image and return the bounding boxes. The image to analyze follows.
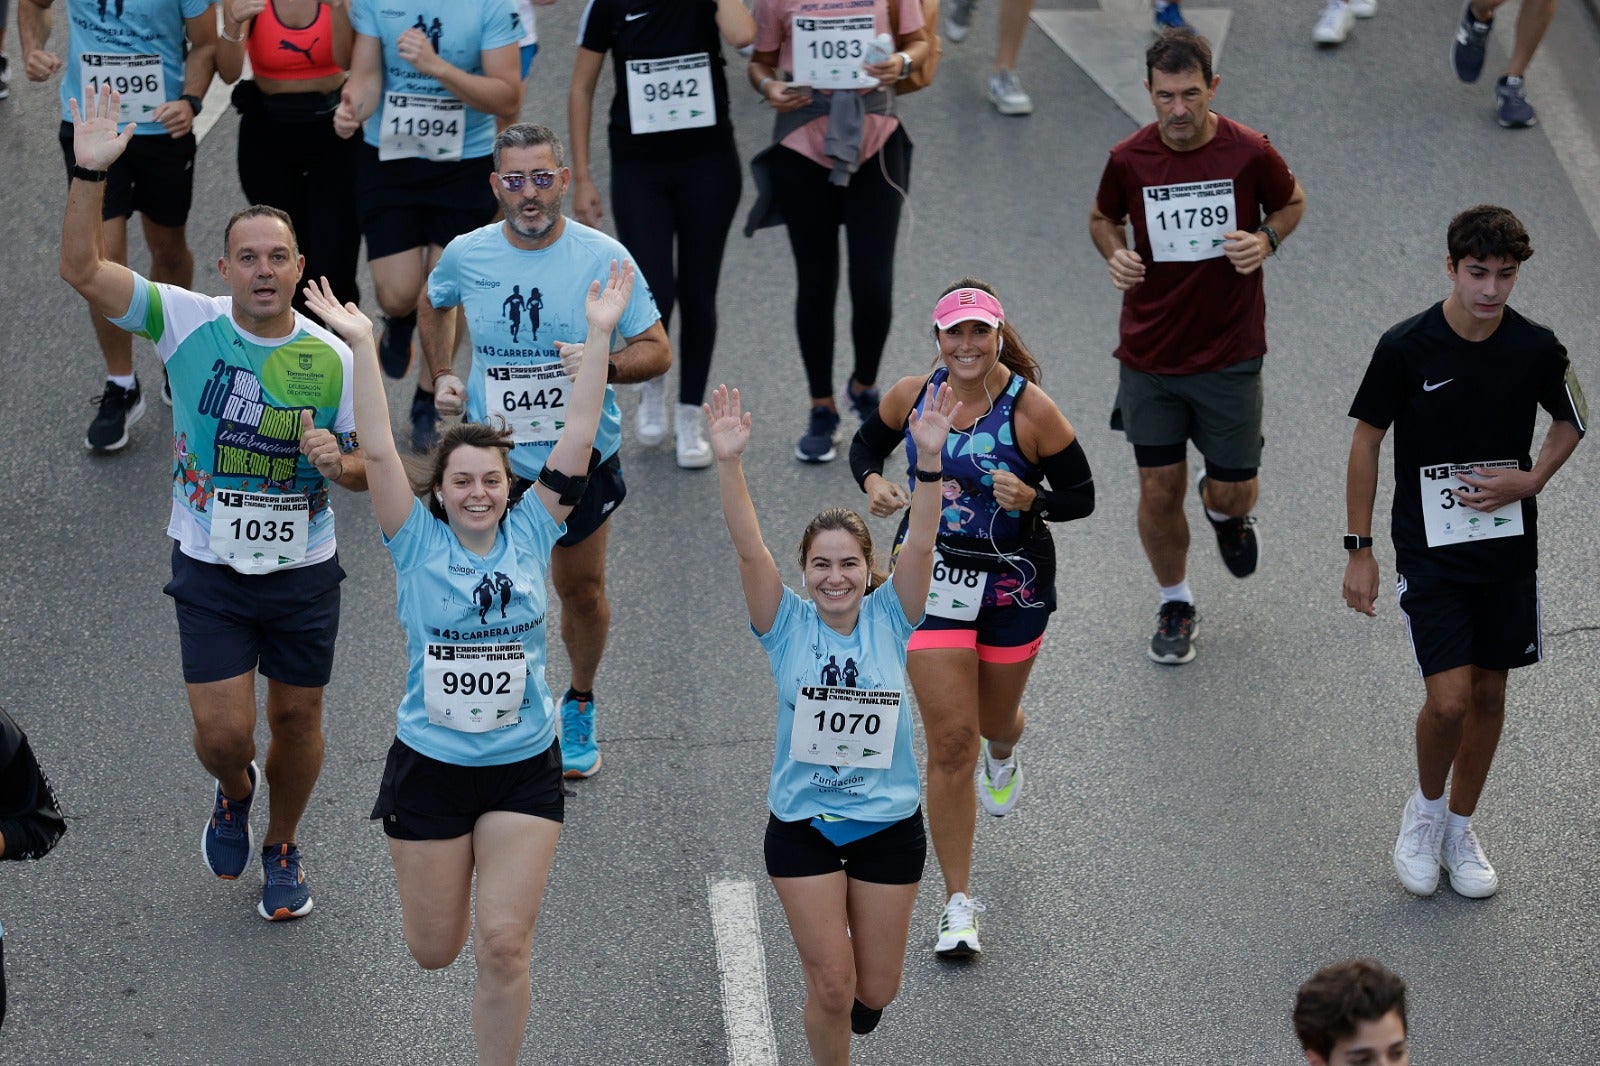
[423,643,527,733]
[625,53,716,134]
[791,686,899,769]
[1418,459,1525,547]
[1142,179,1234,262]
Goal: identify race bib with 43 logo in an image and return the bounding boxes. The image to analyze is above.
[379,92,465,161]
[791,685,899,769]
[1142,179,1234,262]
[1418,459,1525,547]
[486,364,568,445]
[209,490,308,575]
[791,15,877,89]
[423,643,527,733]
[625,53,716,134]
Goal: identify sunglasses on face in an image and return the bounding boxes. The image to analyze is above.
[495,170,559,192]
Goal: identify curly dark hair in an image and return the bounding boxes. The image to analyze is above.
[1447,204,1533,266]
[1292,958,1408,1058]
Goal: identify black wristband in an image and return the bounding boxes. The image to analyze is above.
[181,93,204,116]
[536,464,590,506]
[914,467,943,483]
[71,164,108,182]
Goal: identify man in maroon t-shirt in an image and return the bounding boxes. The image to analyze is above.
[1088,28,1305,666]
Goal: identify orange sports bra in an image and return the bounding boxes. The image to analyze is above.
[248,1,343,81]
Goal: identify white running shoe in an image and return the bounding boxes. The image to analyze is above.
[1313,0,1354,44]
[1442,824,1500,898]
[1392,794,1446,896]
[934,892,985,957]
[636,377,668,446]
[674,403,713,469]
[977,739,1023,817]
[987,69,1034,116]
[1350,0,1377,16]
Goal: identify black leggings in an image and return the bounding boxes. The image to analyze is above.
[768,126,912,401]
[234,83,363,310]
[611,141,742,407]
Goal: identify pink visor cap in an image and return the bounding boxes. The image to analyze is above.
[932,288,1005,329]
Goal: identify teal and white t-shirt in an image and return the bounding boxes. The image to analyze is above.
[60,0,214,135]
[349,0,522,159]
[384,496,564,765]
[427,219,660,478]
[112,275,356,569]
[755,580,922,823]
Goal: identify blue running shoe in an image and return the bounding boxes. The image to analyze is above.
[1153,1,1190,31]
[202,761,257,879]
[840,380,882,423]
[1495,75,1537,128]
[795,405,842,464]
[259,843,314,921]
[561,693,602,779]
[1451,1,1492,83]
[411,392,440,454]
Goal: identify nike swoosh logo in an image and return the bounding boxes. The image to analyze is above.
[1422,379,1454,391]
[625,10,647,19]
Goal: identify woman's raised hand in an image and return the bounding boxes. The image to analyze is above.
[906,380,960,458]
[705,385,752,462]
[302,276,374,345]
[585,258,635,336]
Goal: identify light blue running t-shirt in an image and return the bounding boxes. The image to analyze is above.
[427,218,660,478]
[59,0,214,135]
[112,275,357,569]
[755,579,921,823]
[349,0,522,159]
[384,496,564,766]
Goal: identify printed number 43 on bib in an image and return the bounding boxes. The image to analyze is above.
[1419,459,1525,547]
[625,53,715,134]
[1143,180,1234,262]
[791,686,899,769]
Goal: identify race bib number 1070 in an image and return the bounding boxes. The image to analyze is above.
[790,686,899,769]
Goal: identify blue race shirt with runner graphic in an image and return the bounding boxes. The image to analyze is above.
[384,496,564,765]
[755,579,921,823]
[112,275,356,566]
[349,0,522,158]
[427,218,660,477]
[59,0,214,135]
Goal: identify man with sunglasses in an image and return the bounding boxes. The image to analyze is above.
[424,122,670,780]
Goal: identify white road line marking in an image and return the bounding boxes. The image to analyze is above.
[707,875,779,1066]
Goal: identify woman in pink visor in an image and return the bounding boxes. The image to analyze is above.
[848,277,1096,958]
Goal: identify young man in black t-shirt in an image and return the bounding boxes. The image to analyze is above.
[1343,205,1586,899]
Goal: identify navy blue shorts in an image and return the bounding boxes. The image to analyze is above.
[510,451,627,547]
[372,736,565,840]
[163,544,344,687]
[764,809,926,884]
[1398,571,1542,676]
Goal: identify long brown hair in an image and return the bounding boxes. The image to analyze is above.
[412,420,515,522]
[930,276,1042,384]
[797,508,888,591]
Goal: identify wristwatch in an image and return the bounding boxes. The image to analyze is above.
[1257,224,1280,255]
[898,52,912,78]
[1343,534,1373,551]
[181,93,204,116]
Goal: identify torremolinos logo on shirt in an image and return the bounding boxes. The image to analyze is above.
[199,364,304,485]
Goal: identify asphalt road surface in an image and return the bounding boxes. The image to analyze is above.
[0,1,1597,1062]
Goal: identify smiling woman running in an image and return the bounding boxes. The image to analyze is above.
[302,261,631,1066]
[709,379,955,1064]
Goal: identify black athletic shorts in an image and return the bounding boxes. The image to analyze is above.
[510,451,627,548]
[356,144,496,259]
[164,544,344,687]
[764,809,926,884]
[372,736,565,840]
[1397,571,1542,677]
[60,122,196,227]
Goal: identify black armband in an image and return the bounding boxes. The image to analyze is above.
[1028,439,1094,522]
[536,464,589,506]
[849,410,902,490]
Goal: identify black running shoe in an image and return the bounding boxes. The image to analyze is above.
[851,999,884,1035]
[86,377,146,452]
[1148,600,1198,665]
[379,314,416,379]
[1198,474,1260,577]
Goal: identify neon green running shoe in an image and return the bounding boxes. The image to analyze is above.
[977,738,1023,817]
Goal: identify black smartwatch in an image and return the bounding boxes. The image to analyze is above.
[536,464,590,506]
[1257,224,1280,255]
[181,93,204,116]
[1343,534,1373,551]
